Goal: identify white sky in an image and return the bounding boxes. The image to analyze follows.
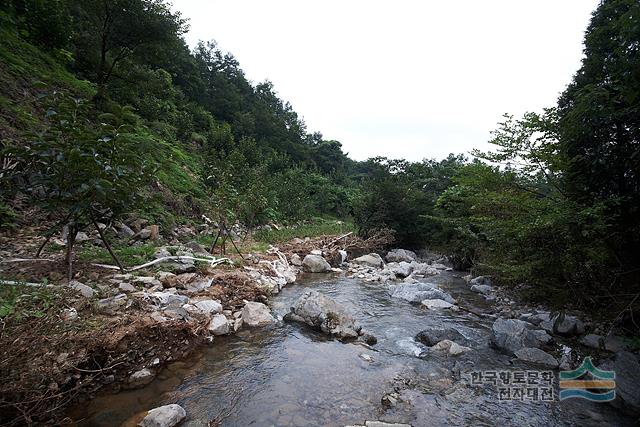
[171,0,598,162]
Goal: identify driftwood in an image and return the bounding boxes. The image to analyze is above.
[1,255,231,273]
[92,255,231,272]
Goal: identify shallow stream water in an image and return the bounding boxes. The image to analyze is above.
[70,272,633,426]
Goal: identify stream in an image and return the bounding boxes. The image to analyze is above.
[71,272,633,426]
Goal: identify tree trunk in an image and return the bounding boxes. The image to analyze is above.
[66,225,77,282]
[93,217,124,272]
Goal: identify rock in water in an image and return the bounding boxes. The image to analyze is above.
[352,253,384,268]
[421,299,456,310]
[514,347,559,368]
[208,314,230,335]
[490,318,552,354]
[139,404,186,427]
[391,283,455,304]
[128,368,155,388]
[241,301,276,326]
[430,339,471,356]
[415,327,469,346]
[302,254,332,273]
[385,248,417,263]
[285,290,363,340]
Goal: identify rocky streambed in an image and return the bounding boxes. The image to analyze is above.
[69,249,639,427]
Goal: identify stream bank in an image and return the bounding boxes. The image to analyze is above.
[67,249,638,427]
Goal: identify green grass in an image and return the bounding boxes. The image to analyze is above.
[253,218,355,244]
[78,243,157,267]
[0,283,60,321]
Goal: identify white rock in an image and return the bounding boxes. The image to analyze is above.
[139,404,186,427]
[241,301,276,326]
[302,254,332,273]
[431,339,471,356]
[69,280,94,298]
[61,308,78,322]
[194,299,223,314]
[421,299,456,310]
[359,353,374,362]
[353,253,384,268]
[208,314,230,335]
[129,368,155,388]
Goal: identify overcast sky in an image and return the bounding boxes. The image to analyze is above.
[171,0,598,162]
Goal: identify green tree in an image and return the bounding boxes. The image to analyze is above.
[8,90,155,278]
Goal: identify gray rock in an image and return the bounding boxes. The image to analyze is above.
[391,261,413,278]
[470,284,493,295]
[139,404,186,427]
[75,232,91,242]
[151,292,188,308]
[470,276,492,287]
[208,314,230,335]
[353,253,384,268]
[134,227,152,241]
[302,254,332,273]
[185,240,208,255]
[421,299,456,310]
[416,327,469,346]
[118,283,137,293]
[580,333,604,349]
[385,248,417,263]
[391,283,455,304]
[128,368,155,388]
[539,313,585,336]
[241,301,276,327]
[194,299,223,314]
[61,308,78,322]
[96,294,128,315]
[285,290,363,340]
[69,280,94,298]
[490,318,552,354]
[116,222,135,238]
[431,339,471,356]
[611,351,640,411]
[290,253,303,266]
[514,347,559,368]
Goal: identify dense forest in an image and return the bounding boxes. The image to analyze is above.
[0,0,638,330]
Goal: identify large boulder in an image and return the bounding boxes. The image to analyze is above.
[139,404,186,427]
[285,290,362,340]
[490,318,552,354]
[608,351,640,412]
[302,254,332,273]
[353,253,384,268]
[390,283,455,304]
[415,326,469,346]
[514,347,559,368]
[241,301,276,327]
[385,249,417,263]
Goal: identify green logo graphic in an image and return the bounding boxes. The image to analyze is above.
[559,357,615,402]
